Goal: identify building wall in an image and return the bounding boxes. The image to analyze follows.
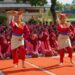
[4,0,16,2]
[0,0,16,3]
[0,0,46,23]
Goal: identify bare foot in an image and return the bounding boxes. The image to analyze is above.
[14,64,18,68]
[70,58,75,64]
[70,61,75,64]
[58,63,63,66]
[22,61,25,68]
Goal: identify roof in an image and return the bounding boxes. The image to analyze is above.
[0,3,50,8]
[0,3,31,8]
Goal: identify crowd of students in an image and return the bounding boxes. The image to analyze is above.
[0,21,75,59]
[0,25,12,59]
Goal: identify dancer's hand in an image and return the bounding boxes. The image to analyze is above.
[6,10,18,16]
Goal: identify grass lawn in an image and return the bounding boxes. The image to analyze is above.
[41,17,75,22]
[67,18,75,22]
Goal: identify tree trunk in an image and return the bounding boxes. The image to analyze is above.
[50,0,57,25]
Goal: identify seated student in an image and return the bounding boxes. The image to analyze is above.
[28,32,39,57]
[49,31,58,56]
[0,33,9,59]
[5,32,12,59]
[39,29,53,56]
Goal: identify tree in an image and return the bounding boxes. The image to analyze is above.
[29,0,47,6]
[16,0,47,6]
[16,0,27,3]
[50,0,57,25]
[16,0,23,3]
[0,15,7,25]
[56,1,64,11]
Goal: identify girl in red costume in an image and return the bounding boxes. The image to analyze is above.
[40,29,53,56]
[0,32,8,59]
[49,31,58,50]
[8,10,30,68]
[57,14,75,65]
[29,32,39,56]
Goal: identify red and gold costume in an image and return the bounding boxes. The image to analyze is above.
[10,17,30,64]
[57,14,75,63]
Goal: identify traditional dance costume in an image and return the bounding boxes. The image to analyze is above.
[57,24,75,63]
[10,18,29,64]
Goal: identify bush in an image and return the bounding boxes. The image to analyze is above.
[28,18,37,24]
[16,0,24,3]
[0,15,7,26]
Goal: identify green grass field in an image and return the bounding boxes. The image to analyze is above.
[67,18,75,22]
[41,14,75,22]
[41,17,75,22]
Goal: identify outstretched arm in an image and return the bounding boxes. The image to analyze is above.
[9,16,15,27]
[7,10,18,27]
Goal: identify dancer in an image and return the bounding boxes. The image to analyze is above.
[7,10,29,68]
[57,14,75,65]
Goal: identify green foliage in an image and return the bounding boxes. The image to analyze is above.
[16,0,47,6]
[28,18,37,24]
[29,0,47,6]
[0,15,7,25]
[16,0,25,3]
[55,1,64,11]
